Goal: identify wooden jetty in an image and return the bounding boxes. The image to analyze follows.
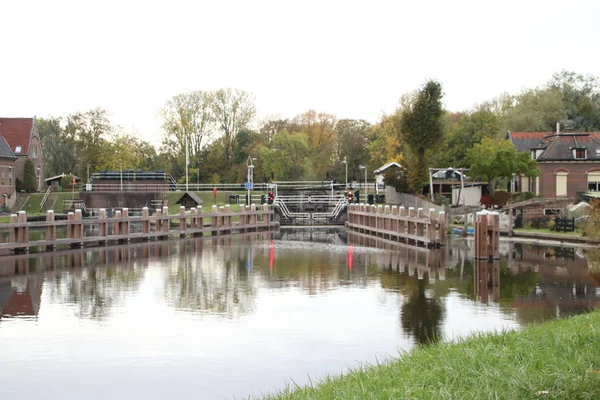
[0,204,276,254]
[346,204,446,248]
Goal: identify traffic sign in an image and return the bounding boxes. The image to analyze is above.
[245,182,253,190]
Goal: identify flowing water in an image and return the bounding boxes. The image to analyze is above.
[1,228,599,399]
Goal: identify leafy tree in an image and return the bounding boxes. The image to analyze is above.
[36,117,77,177]
[23,159,37,192]
[400,80,445,191]
[212,88,256,167]
[367,112,404,170]
[334,119,370,182]
[548,70,600,130]
[261,132,309,181]
[161,90,214,169]
[503,88,566,132]
[466,138,539,194]
[64,108,112,178]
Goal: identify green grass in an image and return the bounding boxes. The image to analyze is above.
[53,192,78,213]
[262,311,600,400]
[513,227,583,237]
[18,193,45,216]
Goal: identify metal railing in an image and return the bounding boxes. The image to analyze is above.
[39,186,53,212]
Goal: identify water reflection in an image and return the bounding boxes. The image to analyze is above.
[1,230,600,399]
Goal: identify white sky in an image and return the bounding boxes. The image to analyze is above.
[2,0,599,148]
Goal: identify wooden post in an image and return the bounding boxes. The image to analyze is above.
[416,207,424,241]
[399,206,406,238]
[427,208,436,246]
[211,205,219,235]
[384,205,391,234]
[99,209,108,245]
[438,211,446,246]
[407,207,415,239]
[74,209,83,247]
[18,211,28,245]
[491,212,500,260]
[46,210,56,250]
[179,206,186,238]
[155,208,163,239]
[197,206,204,236]
[142,207,150,240]
[262,204,270,228]
[391,206,398,237]
[120,208,130,243]
[162,206,169,235]
[190,207,197,229]
[225,205,232,232]
[251,204,257,230]
[113,210,121,241]
[9,213,17,244]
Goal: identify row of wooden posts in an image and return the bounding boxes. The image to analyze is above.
[346,204,447,247]
[1,204,275,253]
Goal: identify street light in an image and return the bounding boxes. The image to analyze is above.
[247,156,256,205]
[342,156,348,190]
[119,159,123,192]
[359,165,367,203]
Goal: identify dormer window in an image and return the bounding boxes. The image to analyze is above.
[15,145,22,154]
[531,149,544,159]
[574,148,586,159]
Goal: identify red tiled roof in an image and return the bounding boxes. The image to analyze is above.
[0,118,34,155]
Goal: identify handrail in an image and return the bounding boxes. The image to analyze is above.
[39,186,53,212]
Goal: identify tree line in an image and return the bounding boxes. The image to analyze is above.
[37,70,600,193]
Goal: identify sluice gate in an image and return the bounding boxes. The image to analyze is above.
[273,194,348,225]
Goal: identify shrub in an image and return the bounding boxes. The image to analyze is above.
[492,190,511,207]
[480,195,493,207]
[23,159,37,192]
[511,191,535,203]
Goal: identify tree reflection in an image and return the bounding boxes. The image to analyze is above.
[400,277,444,345]
[164,240,256,317]
[47,248,146,321]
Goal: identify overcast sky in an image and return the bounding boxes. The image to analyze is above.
[2,0,599,148]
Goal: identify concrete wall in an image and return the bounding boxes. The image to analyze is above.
[452,185,482,206]
[384,188,444,213]
[79,192,164,209]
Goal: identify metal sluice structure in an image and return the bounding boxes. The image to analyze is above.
[273,194,348,225]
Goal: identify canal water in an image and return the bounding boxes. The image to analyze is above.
[1,229,599,399]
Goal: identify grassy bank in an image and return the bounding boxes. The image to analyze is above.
[264,311,600,399]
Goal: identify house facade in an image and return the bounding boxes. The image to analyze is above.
[0,134,17,209]
[0,118,44,193]
[508,131,600,198]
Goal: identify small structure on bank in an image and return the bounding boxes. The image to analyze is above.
[176,191,204,209]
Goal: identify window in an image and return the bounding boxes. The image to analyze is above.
[556,171,568,197]
[9,166,12,187]
[588,172,600,192]
[544,209,561,216]
[32,145,38,158]
[15,145,21,154]
[574,148,586,159]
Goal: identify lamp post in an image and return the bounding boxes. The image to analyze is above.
[359,165,367,203]
[342,156,348,190]
[247,156,256,205]
[119,159,123,192]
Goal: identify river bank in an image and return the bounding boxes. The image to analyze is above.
[264,311,600,399]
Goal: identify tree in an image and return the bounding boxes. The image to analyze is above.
[367,112,404,170]
[400,80,445,191]
[36,117,77,177]
[161,90,214,166]
[466,138,539,194]
[23,159,37,192]
[64,108,113,178]
[261,132,309,181]
[503,87,567,132]
[212,88,256,167]
[335,119,370,182]
[548,70,600,130]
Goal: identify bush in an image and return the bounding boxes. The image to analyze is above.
[511,191,535,203]
[434,194,450,206]
[23,159,37,192]
[492,190,511,207]
[480,195,493,207]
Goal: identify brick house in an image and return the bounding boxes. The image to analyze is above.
[0,118,44,193]
[0,134,17,209]
[508,131,600,198]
